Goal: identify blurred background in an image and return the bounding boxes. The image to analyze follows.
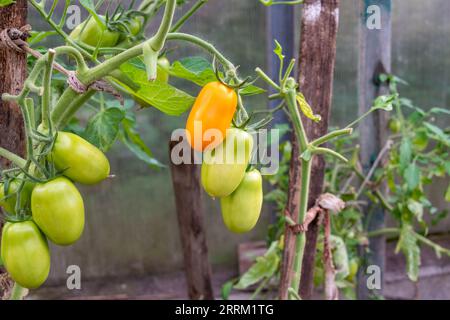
[27,0,450,299]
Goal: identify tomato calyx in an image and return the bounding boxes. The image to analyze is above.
[3,213,32,224]
[212,57,253,90]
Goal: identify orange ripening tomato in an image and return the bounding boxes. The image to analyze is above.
[186,81,238,152]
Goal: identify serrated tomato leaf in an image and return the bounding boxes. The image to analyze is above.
[83,107,125,152]
[396,225,420,282]
[137,81,194,115]
[120,120,165,168]
[169,56,217,86]
[234,241,280,290]
[170,56,265,96]
[114,61,194,116]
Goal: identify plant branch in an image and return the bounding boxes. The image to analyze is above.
[311,128,353,147]
[9,282,26,300]
[312,147,348,163]
[356,139,393,197]
[255,67,281,91]
[259,0,304,6]
[167,33,235,70]
[367,228,399,238]
[149,0,177,51]
[41,49,55,130]
[0,147,27,168]
[170,0,208,33]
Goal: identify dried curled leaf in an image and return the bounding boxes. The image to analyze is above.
[296,93,321,123]
[317,193,346,213]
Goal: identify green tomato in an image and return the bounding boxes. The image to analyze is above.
[157,57,171,83]
[51,131,110,185]
[69,16,120,48]
[31,177,85,246]
[0,180,34,214]
[220,169,263,233]
[388,119,401,133]
[202,128,253,197]
[1,221,50,289]
[117,17,143,44]
[128,17,143,36]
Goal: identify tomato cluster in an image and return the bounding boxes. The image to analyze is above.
[1,132,110,289]
[186,82,263,233]
[69,15,143,48]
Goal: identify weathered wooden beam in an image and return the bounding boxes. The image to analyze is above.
[357,0,392,299]
[0,0,27,167]
[0,0,28,300]
[279,0,340,300]
[169,139,214,300]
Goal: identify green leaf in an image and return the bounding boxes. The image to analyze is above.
[234,242,280,290]
[404,163,421,191]
[169,56,217,86]
[120,122,165,168]
[84,107,125,152]
[372,94,396,111]
[399,138,412,171]
[169,57,265,96]
[239,85,266,96]
[296,93,321,122]
[79,0,106,29]
[114,61,195,116]
[0,0,15,7]
[221,280,235,300]
[445,184,450,202]
[428,108,450,116]
[423,122,450,146]
[396,225,420,282]
[407,199,424,222]
[273,40,285,62]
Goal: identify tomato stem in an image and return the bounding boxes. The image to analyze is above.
[310,128,353,147]
[284,89,311,296]
[149,0,176,51]
[0,147,27,169]
[166,33,236,71]
[9,282,26,300]
[41,49,55,131]
[255,68,281,91]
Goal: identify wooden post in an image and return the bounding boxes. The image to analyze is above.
[357,0,391,299]
[0,0,27,165]
[169,139,214,300]
[0,0,28,299]
[279,0,340,300]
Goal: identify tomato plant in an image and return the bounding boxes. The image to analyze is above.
[0,0,446,303]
